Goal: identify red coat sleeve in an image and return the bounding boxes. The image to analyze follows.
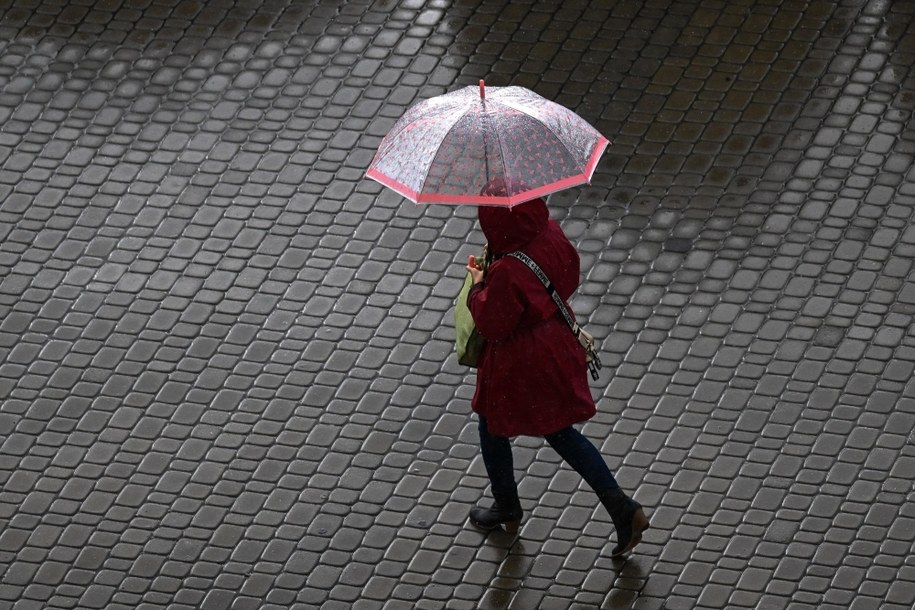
[466,259,527,341]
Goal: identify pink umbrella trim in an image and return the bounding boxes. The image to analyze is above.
[367,136,610,207]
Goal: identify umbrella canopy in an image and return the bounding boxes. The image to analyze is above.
[366,81,610,207]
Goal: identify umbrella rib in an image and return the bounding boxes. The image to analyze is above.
[489,110,511,196]
[489,97,594,167]
[415,106,473,201]
[487,97,553,125]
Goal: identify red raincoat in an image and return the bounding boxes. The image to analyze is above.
[468,198,596,438]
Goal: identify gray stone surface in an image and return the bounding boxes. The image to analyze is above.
[1,0,915,609]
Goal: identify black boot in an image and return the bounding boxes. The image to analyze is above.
[469,497,522,533]
[599,488,649,557]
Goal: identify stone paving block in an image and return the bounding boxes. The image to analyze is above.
[1,0,915,609]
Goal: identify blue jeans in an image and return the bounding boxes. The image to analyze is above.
[478,416,619,505]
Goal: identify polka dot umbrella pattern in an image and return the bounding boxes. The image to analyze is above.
[366,81,611,207]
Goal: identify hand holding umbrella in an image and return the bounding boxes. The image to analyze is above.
[466,255,484,285]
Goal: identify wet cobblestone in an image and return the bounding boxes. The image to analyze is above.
[0,0,914,609]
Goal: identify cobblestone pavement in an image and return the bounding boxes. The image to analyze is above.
[1,1,914,609]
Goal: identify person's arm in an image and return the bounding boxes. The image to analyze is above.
[466,260,526,341]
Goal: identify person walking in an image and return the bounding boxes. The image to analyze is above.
[463,192,649,557]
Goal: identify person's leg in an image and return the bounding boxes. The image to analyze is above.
[543,426,619,494]
[545,426,649,556]
[478,416,518,501]
[471,416,522,531]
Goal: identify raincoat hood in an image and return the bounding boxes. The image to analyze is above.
[479,198,549,254]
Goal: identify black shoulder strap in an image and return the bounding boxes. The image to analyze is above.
[507,251,580,335]
[507,250,602,380]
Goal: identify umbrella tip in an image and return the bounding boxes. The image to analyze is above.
[479,79,485,100]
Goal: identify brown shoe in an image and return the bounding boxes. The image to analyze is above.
[599,488,650,557]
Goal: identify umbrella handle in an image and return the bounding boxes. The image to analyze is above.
[479,79,485,100]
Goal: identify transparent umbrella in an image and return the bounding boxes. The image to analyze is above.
[366,81,610,207]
